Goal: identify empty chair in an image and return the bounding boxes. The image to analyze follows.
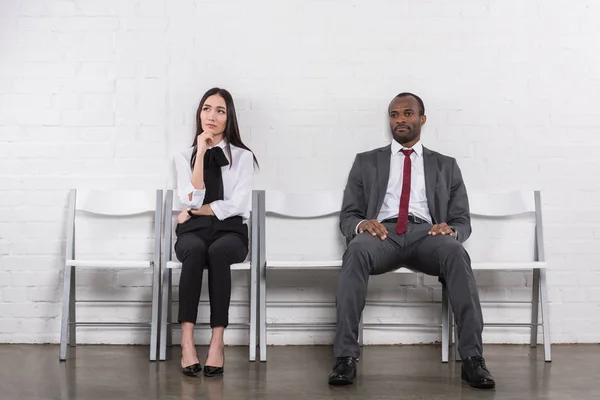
[59,189,163,361]
[446,190,551,362]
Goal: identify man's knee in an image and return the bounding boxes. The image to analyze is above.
[439,239,470,268]
[345,235,375,258]
[342,235,378,275]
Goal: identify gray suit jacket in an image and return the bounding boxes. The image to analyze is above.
[340,144,471,243]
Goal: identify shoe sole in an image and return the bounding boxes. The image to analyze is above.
[204,369,224,377]
[328,379,354,386]
[182,370,202,377]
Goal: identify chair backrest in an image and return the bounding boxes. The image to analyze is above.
[66,189,163,262]
[259,190,346,261]
[464,190,545,263]
[265,190,344,218]
[75,189,159,215]
[469,190,536,217]
[258,189,545,264]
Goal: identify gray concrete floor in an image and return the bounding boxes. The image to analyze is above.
[0,344,599,400]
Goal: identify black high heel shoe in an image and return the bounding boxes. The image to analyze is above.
[203,350,224,377]
[181,352,202,377]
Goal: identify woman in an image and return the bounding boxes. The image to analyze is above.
[174,87,258,377]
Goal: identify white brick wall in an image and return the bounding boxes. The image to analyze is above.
[1,0,600,346]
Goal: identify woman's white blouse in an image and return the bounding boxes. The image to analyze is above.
[174,140,253,220]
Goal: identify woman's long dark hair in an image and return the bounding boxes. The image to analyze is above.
[190,87,259,169]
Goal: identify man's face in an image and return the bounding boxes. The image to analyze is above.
[388,96,426,146]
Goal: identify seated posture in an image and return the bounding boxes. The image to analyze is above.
[174,87,257,377]
[328,93,495,389]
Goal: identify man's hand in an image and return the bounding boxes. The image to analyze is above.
[358,220,388,240]
[428,223,455,237]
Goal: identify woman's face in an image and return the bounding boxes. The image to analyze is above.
[200,94,227,136]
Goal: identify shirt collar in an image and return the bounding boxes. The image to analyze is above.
[391,140,423,157]
[208,138,228,150]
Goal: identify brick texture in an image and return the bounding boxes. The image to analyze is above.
[1,0,599,345]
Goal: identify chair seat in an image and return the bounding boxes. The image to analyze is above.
[166,260,251,270]
[471,261,547,270]
[267,260,342,269]
[266,260,413,273]
[267,260,547,272]
[65,260,152,268]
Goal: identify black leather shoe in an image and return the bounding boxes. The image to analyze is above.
[461,356,495,389]
[204,351,224,377]
[328,357,357,386]
[181,361,202,377]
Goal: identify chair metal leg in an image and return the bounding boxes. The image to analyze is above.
[68,266,76,347]
[441,285,449,363]
[259,268,267,362]
[539,269,552,362]
[450,307,460,362]
[149,262,160,361]
[258,191,267,362]
[59,265,73,361]
[530,269,540,348]
[358,311,364,347]
[62,189,76,360]
[249,267,257,362]
[454,322,461,362]
[249,190,259,362]
[167,270,173,348]
[159,267,170,361]
[150,189,162,362]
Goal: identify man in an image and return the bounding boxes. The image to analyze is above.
[328,93,495,389]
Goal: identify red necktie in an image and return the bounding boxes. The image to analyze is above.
[395,148,414,234]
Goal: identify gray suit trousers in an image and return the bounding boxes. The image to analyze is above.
[334,221,483,359]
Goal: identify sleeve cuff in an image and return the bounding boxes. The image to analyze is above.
[183,182,205,208]
[450,226,458,240]
[355,220,366,235]
[210,201,225,220]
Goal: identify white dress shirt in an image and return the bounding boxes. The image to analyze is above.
[377,140,432,223]
[355,140,432,234]
[174,139,253,220]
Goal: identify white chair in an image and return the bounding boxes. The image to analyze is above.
[256,190,450,362]
[59,189,163,361]
[159,190,259,361]
[445,190,551,362]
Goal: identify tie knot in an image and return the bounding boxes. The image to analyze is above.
[400,148,414,157]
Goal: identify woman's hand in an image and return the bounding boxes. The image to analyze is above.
[178,209,191,224]
[196,131,215,153]
[177,205,214,224]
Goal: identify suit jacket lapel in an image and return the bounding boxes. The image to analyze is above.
[423,146,437,221]
[375,145,391,216]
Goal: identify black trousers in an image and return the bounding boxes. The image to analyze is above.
[175,215,248,328]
